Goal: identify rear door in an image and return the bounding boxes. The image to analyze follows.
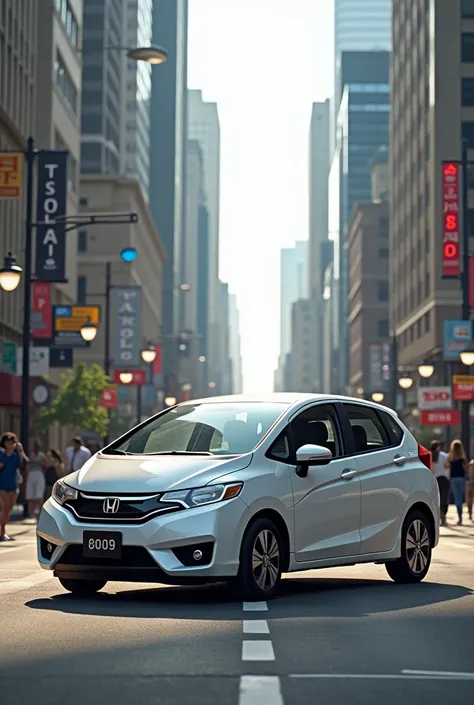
[339,403,415,555]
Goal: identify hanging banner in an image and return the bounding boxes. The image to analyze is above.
[111,286,142,367]
[0,153,22,198]
[100,386,118,408]
[32,282,52,338]
[35,150,68,282]
[368,344,383,393]
[441,161,460,278]
[470,256,474,309]
[152,344,162,375]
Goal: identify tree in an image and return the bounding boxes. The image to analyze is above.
[37,362,109,437]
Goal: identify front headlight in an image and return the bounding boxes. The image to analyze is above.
[52,479,78,505]
[161,482,243,508]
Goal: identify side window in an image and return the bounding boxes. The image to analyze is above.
[378,410,404,446]
[290,405,341,459]
[343,404,390,453]
[267,430,290,461]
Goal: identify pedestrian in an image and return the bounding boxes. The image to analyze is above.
[25,440,48,519]
[65,436,91,473]
[430,440,450,526]
[0,432,28,541]
[444,439,468,526]
[44,449,66,500]
[466,458,474,522]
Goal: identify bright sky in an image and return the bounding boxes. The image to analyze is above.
[188,0,333,394]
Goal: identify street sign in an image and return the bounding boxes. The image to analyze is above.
[417,386,452,411]
[2,341,17,374]
[112,369,146,385]
[0,153,22,198]
[443,319,472,360]
[111,287,142,367]
[35,151,68,282]
[100,387,118,408]
[452,375,474,401]
[441,162,460,278]
[51,305,100,347]
[32,282,53,338]
[15,347,49,377]
[49,347,73,368]
[421,410,460,426]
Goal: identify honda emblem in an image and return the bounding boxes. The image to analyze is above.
[103,497,120,514]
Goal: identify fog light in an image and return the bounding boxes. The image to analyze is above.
[193,549,203,561]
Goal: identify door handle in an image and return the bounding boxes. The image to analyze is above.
[341,468,357,480]
[393,454,407,466]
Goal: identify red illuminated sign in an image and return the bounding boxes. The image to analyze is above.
[421,410,460,427]
[442,162,460,277]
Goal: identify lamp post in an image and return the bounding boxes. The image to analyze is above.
[371,392,384,403]
[0,252,22,292]
[138,344,157,424]
[417,362,435,379]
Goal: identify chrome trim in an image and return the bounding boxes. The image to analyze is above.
[79,492,161,501]
[63,503,179,522]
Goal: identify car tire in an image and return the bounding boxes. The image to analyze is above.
[233,517,283,601]
[385,509,432,584]
[58,577,107,595]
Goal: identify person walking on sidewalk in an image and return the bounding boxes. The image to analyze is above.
[0,432,28,541]
[445,439,468,526]
[430,440,449,526]
[65,436,91,474]
[25,440,48,519]
[44,449,67,500]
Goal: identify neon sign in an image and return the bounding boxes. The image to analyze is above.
[441,162,460,278]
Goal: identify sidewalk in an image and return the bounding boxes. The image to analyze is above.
[9,504,26,522]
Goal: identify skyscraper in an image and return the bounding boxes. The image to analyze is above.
[81,0,125,175]
[149,0,188,362]
[187,89,221,372]
[121,0,153,198]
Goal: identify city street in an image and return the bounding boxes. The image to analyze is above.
[0,510,473,705]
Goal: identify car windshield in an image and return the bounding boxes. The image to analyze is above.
[106,402,289,456]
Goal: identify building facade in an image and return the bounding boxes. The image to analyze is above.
[328,50,390,393]
[121,0,153,199]
[289,299,319,392]
[390,0,469,374]
[149,0,188,366]
[228,293,243,394]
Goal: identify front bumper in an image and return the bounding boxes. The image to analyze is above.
[37,495,250,584]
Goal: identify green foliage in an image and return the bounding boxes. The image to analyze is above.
[37,362,109,437]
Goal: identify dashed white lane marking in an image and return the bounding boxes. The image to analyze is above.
[290,672,474,681]
[242,601,268,611]
[0,570,55,595]
[239,676,284,705]
[242,640,275,661]
[243,619,269,634]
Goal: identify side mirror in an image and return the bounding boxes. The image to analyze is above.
[295,443,332,478]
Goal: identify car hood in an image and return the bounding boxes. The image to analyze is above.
[64,453,253,494]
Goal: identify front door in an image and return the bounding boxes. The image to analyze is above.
[289,403,362,562]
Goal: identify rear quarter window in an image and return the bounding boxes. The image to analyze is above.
[378,410,404,445]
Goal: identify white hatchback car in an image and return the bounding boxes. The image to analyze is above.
[37,394,439,600]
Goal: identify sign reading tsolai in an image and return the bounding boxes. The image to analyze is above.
[35,151,68,282]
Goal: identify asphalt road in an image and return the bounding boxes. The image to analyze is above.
[0,508,473,705]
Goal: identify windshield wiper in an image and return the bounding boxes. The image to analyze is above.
[100,448,130,456]
[143,450,214,456]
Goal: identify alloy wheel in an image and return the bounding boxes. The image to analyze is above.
[405,518,430,574]
[252,529,280,591]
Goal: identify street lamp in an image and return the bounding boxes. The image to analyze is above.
[164,396,177,407]
[127,46,168,64]
[119,371,133,385]
[371,392,384,403]
[0,252,22,292]
[418,362,435,378]
[208,381,216,389]
[460,346,474,367]
[198,356,206,363]
[141,345,157,364]
[398,376,414,390]
[80,317,98,343]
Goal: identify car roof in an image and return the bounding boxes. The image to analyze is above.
[179,393,400,418]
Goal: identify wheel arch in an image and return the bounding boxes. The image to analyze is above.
[404,501,436,544]
[242,509,291,573]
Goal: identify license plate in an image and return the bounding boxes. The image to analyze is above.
[83,531,122,559]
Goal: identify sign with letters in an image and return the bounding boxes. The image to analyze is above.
[0,153,22,198]
[35,151,68,282]
[441,162,460,278]
[417,386,452,411]
[111,286,142,368]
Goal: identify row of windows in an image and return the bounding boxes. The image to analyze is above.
[55,51,77,113]
[398,312,432,349]
[55,0,80,49]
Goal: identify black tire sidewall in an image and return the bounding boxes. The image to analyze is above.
[238,517,283,600]
[401,510,432,579]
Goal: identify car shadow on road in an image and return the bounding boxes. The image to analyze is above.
[24,575,472,620]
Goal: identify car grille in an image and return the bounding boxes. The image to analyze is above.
[63,491,182,524]
[57,544,157,568]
